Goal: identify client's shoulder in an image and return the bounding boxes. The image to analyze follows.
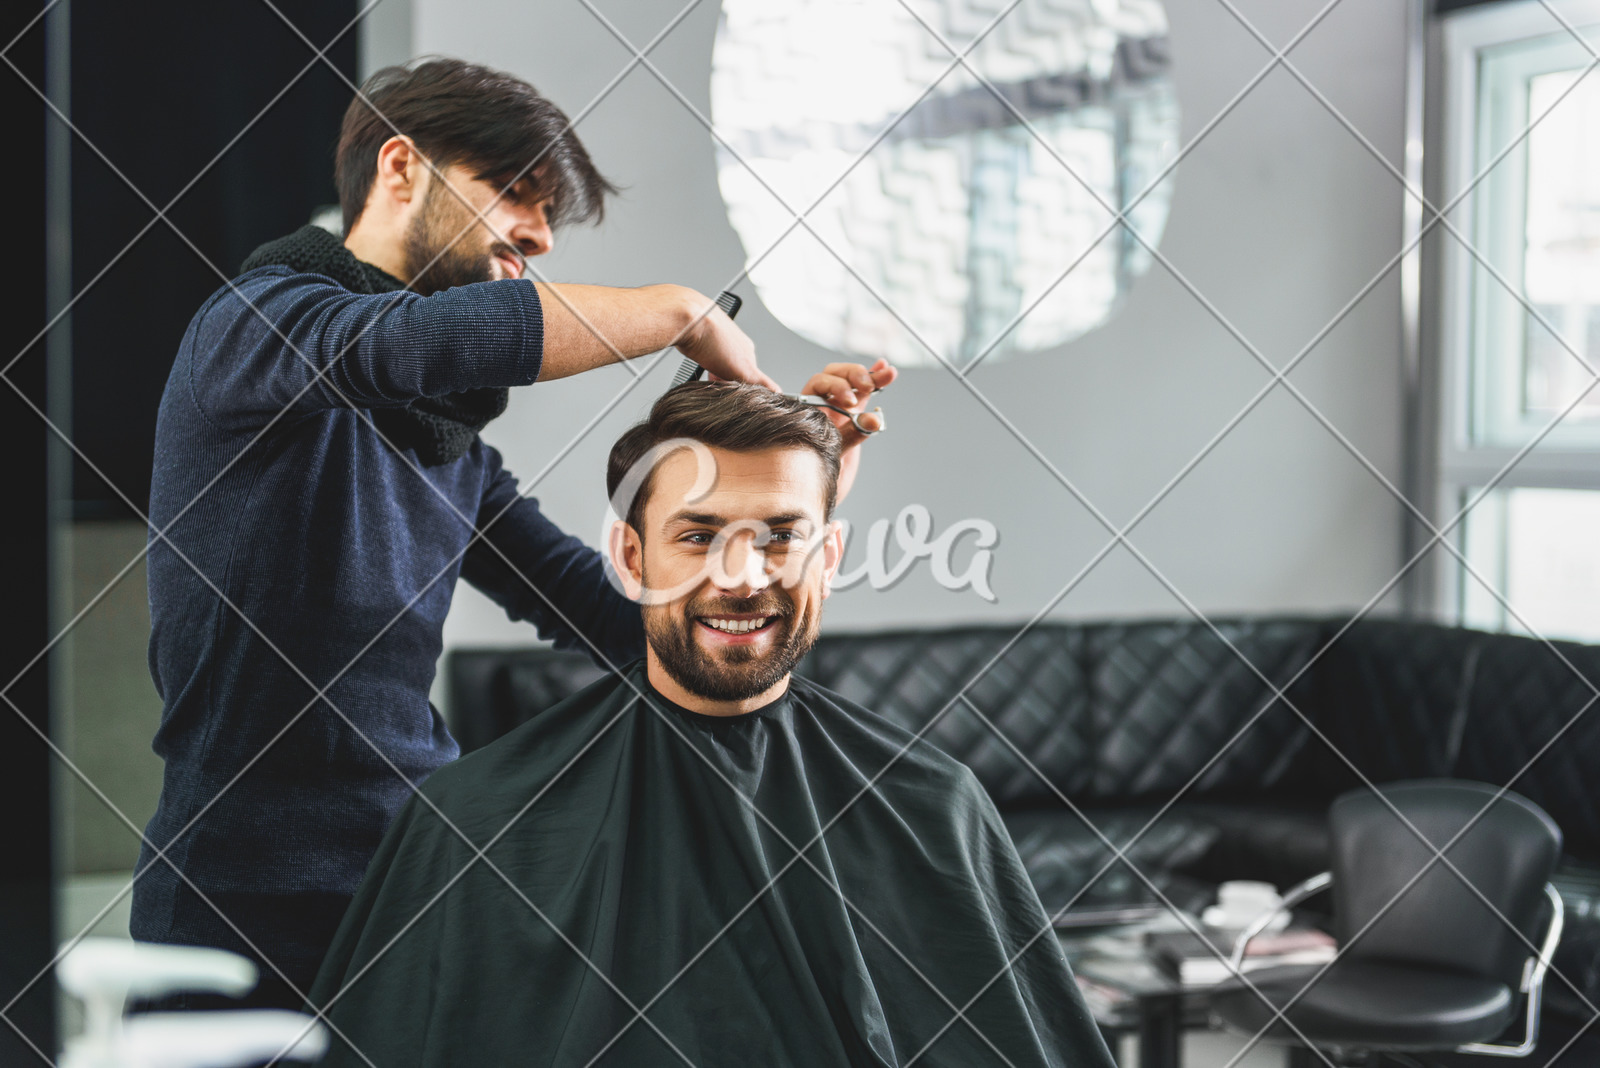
[787,676,980,793]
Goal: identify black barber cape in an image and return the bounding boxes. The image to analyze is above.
[309,663,1113,1067]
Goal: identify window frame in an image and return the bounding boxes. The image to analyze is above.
[1433,0,1600,626]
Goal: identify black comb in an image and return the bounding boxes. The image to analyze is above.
[670,290,742,387]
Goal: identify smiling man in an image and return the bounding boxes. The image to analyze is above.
[308,383,1114,1067]
[136,58,892,1010]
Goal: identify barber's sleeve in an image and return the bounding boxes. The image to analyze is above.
[187,272,544,429]
[458,447,646,668]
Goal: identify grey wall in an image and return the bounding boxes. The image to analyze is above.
[420,0,1412,654]
[360,0,414,78]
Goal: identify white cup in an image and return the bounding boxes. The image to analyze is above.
[1203,880,1286,931]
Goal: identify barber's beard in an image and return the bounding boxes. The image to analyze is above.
[643,585,821,703]
[401,184,519,295]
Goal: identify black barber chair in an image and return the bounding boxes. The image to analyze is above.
[1209,780,1564,1065]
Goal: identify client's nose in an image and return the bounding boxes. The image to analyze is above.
[710,530,771,595]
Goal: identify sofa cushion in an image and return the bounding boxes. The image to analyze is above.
[1001,807,1218,920]
[1307,621,1487,787]
[799,625,1094,804]
[447,647,608,754]
[802,619,1333,808]
[1081,619,1324,802]
[1454,634,1600,862]
[1000,802,1331,917]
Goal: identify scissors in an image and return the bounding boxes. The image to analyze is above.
[671,291,888,435]
[781,391,886,436]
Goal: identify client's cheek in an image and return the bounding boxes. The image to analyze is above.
[768,556,802,590]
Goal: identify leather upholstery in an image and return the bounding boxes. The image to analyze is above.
[1210,781,1560,1053]
[798,625,1096,804]
[1456,635,1600,860]
[1208,959,1516,1050]
[795,620,1328,807]
[1001,807,1219,918]
[445,615,1600,1020]
[448,647,607,754]
[1329,781,1560,985]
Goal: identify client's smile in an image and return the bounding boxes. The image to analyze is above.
[697,614,779,636]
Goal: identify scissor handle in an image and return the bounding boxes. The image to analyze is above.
[784,393,884,435]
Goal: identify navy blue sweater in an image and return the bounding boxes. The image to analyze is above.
[133,266,644,997]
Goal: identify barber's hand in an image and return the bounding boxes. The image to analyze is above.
[675,290,779,391]
[802,359,897,504]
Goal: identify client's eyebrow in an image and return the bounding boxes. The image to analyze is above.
[667,511,726,527]
[666,510,813,529]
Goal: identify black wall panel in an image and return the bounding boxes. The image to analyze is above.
[2,3,58,1060]
[69,0,360,517]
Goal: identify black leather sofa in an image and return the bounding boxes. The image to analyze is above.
[446,616,1600,1027]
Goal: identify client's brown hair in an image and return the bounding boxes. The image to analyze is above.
[607,382,843,536]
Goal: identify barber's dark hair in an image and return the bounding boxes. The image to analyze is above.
[335,57,617,233]
[607,382,843,536]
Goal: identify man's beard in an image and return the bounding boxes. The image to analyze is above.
[643,586,821,703]
[401,183,519,295]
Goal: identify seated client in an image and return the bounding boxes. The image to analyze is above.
[309,383,1113,1067]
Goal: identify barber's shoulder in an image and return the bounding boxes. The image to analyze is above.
[193,266,328,333]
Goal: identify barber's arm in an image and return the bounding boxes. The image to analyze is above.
[189,275,773,429]
[188,275,548,427]
[458,447,644,668]
[533,282,777,388]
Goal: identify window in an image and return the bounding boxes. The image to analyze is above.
[1438,0,1600,641]
[1460,487,1600,640]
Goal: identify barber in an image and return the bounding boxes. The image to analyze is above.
[134,57,894,1009]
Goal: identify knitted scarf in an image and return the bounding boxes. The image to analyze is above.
[241,225,509,465]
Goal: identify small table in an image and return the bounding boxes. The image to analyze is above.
[1059,922,1216,1068]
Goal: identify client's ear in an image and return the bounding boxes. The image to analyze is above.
[820,519,845,600]
[609,520,645,602]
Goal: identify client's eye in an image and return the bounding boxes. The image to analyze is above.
[680,531,714,547]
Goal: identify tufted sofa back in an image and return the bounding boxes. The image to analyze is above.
[446,616,1600,860]
[1308,620,1600,861]
[796,620,1327,806]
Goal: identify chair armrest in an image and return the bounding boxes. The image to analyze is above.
[1457,882,1565,1058]
[1227,871,1334,974]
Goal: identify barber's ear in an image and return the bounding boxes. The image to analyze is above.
[374,135,423,206]
[820,519,845,600]
[609,520,645,602]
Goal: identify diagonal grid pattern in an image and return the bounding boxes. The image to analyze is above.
[864,2,1600,1058]
[1,1,1076,1062]
[589,0,1600,1060]
[6,0,1600,1063]
[0,2,749,1062]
